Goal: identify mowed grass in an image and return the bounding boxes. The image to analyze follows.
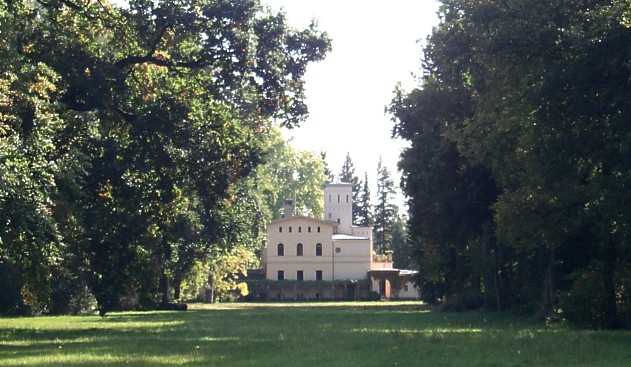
[1,302,630,367]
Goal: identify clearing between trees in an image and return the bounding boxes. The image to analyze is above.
[1,302,629,367]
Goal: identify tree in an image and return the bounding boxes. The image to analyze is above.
[339,153,361,224]
[320,151,334,183]
[207,246,257,303]
[356,172,373,227]
[392,0,631,326]
[253,129,327,220]
[1,0,330,315]
[373,158,397,254]
[391,213,413,270]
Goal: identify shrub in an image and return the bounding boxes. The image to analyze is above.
[560,266,609,328]
[441,290,484,312]
[0,262,24,315]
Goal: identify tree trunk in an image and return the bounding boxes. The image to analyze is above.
[603,236,619,329]
[540,245,555,319]
[160,271,170,306]
[494,244,502,310]
[173,276,181,301]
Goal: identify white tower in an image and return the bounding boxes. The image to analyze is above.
[324,183,353,234]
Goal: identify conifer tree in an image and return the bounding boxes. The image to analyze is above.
[373,158,397,253]
[320,151,334,183]
[339,153,361,224]
[357,172,373,227]
[391,213,413,269]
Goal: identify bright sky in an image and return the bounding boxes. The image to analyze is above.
[263,0,441,211]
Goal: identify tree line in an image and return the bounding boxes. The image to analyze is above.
[329,153,411,268]
[0,0,330,315]
[391,0,631,329]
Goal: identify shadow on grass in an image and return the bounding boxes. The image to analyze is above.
[1,303,630,367]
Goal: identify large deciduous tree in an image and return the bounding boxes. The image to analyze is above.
[0,0,329,314]
[392,0,631,327]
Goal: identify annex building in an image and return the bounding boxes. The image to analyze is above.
[253,182,420,300]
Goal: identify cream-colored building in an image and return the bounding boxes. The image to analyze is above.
[261,182,420,300]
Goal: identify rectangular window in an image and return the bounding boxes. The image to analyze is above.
[277,270,285,281]
[337,194,340,203]
[308,226,311,233]
[289,226,292,233]
[335,247,341,254]
[346,195,349,203]
[317,226,321,233]
[297,270,303,281]
[279,226,282,233]
[316,270,323,281]
[298,226,302,233]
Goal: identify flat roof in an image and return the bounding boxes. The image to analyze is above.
[325,182,352,187]
[368,269,400,273]
[399,270,418,276]
[332,234,369,240]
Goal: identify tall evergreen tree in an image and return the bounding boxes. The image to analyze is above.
[320,151,334,183]
[339,153,361,224]
[356,172,373,226]
[391,213,413,269]
[373,158,397,253]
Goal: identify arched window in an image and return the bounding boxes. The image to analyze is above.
[316,243,322,256]
[296,243,303,256]
[277,243,284,256]
[298,226,302,233]
[279,226,283,233]
[317,226,321,233]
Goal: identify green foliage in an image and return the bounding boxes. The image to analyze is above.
[0,262,24,314]
[339,153,361,224]
[320,151,334,183]
[208,246,256,302]
[373,158,397,253]
[356,172,373,226]
[392,0,631,327]
[251,129,326,220]
[391,213,413,269]
[0,0,329,315]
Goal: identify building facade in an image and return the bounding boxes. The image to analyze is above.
[260,182,420,300]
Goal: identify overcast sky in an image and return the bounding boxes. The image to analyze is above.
[263,0,441,211]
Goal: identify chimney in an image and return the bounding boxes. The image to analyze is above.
[281,198,295,218]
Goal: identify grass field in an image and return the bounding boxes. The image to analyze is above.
[1,301,630,366]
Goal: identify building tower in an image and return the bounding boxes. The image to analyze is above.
[324,182,353,234]
[281,198,295,218]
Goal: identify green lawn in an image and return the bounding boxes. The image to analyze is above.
[1,302,630,366]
